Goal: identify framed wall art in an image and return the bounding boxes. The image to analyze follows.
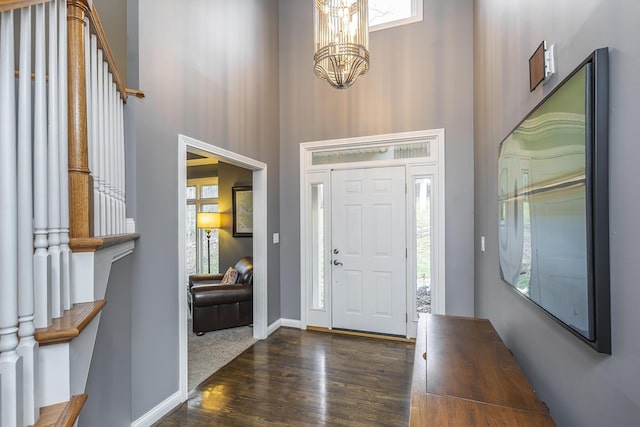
[232,186,253,237]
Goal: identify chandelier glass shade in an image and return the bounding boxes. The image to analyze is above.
[314,0,369,89]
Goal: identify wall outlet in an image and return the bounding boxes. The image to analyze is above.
[273,233,280,244]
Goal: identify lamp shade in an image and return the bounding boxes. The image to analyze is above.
[197,212,220,230]
[314,0,369,89]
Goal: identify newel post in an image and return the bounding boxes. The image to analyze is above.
[66,0,93,244]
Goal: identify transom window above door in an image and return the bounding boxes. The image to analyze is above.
[369,0,423,31]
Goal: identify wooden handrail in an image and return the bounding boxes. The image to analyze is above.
[126,88,146,99]
[11,3,143,102]
[0,0,52,13]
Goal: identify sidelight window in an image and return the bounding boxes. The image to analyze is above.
[415,176,432,314]
[311,183,326,310]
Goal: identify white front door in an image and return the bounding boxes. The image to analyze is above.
[331,167,407,336]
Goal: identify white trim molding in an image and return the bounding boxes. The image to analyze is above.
[299,129,446,338]
[177,134,268,404]
[281,319,302,329]
[267,319,281,336]
[268,318,303,337]
[130,390,182,427]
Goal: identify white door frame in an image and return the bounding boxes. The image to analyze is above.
[299,129,446,338]
[177,134,268,401]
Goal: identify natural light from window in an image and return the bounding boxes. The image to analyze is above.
[186,178,220,279]
[369,0,422,30]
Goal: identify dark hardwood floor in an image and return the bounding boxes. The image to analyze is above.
[155,327,415,426]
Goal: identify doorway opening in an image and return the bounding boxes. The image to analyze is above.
[177,134,268,400]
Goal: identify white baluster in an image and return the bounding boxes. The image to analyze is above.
[107,75,113,235]
[106,77,111,235]
[110,80,117,234]
[90,35,100,236]
[114,92,119,234]
[0,10,24,427]
[114,94,120,234]
[48,0,62,319]
[16,7,39,425]
[33,3,50,330]
[96,49,107,236]
[98,50,107,236]
[58,0,71,312]
[104,64,112,236]
[119,99,125,233]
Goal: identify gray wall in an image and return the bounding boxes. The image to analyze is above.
[129,0,280,419]
[474,1,640,425]
[218,162,253,269]
[93,0,128,86]
[278,0,475,319]
[81,257,132,427]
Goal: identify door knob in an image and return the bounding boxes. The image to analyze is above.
[333,260,343,266]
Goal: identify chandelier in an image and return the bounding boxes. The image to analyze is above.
[314,0,369,89]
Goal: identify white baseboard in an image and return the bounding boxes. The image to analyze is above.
[281,318,302,329]
[267,319,282,336]
[131,390,182,427]
[267,318,302,336]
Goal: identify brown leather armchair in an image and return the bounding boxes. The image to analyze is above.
[189,257,253,335]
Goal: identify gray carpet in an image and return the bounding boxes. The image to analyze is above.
[188,320,257,390]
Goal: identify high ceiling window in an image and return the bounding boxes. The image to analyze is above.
[369,0,423,31]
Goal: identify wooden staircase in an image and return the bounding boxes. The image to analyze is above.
[34,301,106,346]
[36,394,87,427]
[0,1,142,425]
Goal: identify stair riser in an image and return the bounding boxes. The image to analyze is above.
[38,344,70,407]
[71,252,95,304]
[37,314,102,408]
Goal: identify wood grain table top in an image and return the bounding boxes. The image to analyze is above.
[410,314,556,427]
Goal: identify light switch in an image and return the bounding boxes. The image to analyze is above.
[480,236,486,253]
[273,233,280,244]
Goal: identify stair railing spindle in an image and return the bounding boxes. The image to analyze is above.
[119,99,125,232]
[16,6,40,425]
[90,35,100,237]
[97,50,106,237]
[33,2,50,331]
[110,80,117,234]
[0,9,24,427]
[58,0,71,312]
[47,0,62,319]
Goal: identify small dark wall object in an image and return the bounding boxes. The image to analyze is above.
[232,186,253,237]
[529,41,546,91]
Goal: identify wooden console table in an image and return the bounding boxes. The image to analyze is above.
[410,314,556,426]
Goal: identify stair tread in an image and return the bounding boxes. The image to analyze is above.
[69,232,140,252]
[98,232,140,249]
[35,300,107,346]
[36,394,87,427]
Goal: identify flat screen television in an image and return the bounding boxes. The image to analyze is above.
[497,48,610,353]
